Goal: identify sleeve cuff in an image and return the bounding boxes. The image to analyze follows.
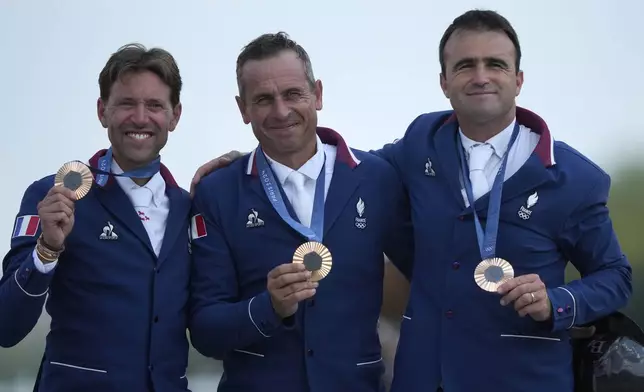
[32,248,58,274]
[247,291,283,338]
[547,286,577,331]
[14,252,54,298]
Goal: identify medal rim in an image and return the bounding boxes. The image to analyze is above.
[54,161,94,200]
[292,241,333,282]
[473,257,514,292]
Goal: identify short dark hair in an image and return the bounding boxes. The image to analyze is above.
[439,10,522,74]
[98,43,182,107]
[235,32,316,97]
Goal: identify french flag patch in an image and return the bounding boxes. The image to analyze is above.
[12,215,40,238]
[190,214,207,239]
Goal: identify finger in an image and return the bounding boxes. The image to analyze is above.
[517,297,551,319]
[497,274,540,295]
[43,191,77,209]
[270,271,312,290]
[49,185,78,201]
[274,280,319,298]
[40,211,70,225]
[516,301,543,318]
[500,281,544,306]
[39,199,75,217]
[513,290,544,312]
[267,263,306,279]
[282,288,316,305]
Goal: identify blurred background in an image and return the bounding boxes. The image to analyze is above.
[1,0,641,390]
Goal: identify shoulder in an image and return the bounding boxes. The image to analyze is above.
[553,141,610,188]
[351,148,399,183]
[194,156,247,199]
[22,174,55,199]
[402,110,454,139]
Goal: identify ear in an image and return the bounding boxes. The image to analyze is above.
[235,96,251,124]
[515,70,524,97]
[314,80,323,111]
[439,72,449,99]
[168,102,182,132]
[97,98,108,128]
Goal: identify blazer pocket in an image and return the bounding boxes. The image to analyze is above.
[356,356,383,367]
[50,361,108,373]
[499,334,561,342]
[233,349,265,358]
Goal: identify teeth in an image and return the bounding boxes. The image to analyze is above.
[127,133,151,140]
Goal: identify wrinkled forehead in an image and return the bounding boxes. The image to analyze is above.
[109,70,172,102]
[444,29,516,64]
[240,52,310,96]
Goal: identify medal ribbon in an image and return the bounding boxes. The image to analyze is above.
[254,146,325,242]
[94,147,161,187]
[457,121,521,260]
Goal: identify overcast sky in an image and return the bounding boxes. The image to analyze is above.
[1,0,642,262]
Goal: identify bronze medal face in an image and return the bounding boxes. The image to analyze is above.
[474,257,514,292]
[55,161,93,199]
[292,241,333,282]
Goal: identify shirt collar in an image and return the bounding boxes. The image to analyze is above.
[459,118,516,158]
[264,135,325,185]
[111,159,166,206]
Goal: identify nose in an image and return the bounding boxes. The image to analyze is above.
[271,96,290,119]
[471,63,491,86]
[131,103,150,126]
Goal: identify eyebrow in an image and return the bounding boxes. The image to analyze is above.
[452,57,510,71]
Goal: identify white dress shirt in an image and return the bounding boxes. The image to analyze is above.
[459,119,540,206]
[264,135,337,227]
[33,159,170,273]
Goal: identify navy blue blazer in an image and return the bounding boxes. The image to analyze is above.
[0,150,192,392]
[188,128,414,392]
[376,107,632,392]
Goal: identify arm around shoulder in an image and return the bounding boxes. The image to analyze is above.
[382,170,414,281]
[548,172,632,332]
[0,179,57,347]
[188,180,284,359]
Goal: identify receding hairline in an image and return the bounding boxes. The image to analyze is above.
[236,48,315,98]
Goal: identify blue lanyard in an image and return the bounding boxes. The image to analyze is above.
[254,146,325,241]
[456,122,521,260]
[94,147,161,186]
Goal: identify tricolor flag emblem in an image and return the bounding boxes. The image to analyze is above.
[191,214,207,239]
[12,215,40,238]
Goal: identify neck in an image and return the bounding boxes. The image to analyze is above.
[265,138,317,170]
[112,154,153,186]
[458,107,516,143]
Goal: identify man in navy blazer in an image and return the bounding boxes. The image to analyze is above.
[188,32,413,392]
[191,10,632,392]
[0,44,192,391]
[374,10,632,392]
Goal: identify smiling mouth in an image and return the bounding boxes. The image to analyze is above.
[269,124,299,130]
[126,132,153,140]
[467,92,496,96]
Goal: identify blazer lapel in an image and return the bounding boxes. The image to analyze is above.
[93,183,155,256]
[466,153,555,219]
[434,121,467,209]
[157,187,191,267]
[323,161,361,237]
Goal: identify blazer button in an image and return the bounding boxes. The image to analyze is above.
[452,262,460,270]
[154,316,159,323]
[308,299,315,307]
[445,310,454,318]
[307,349,314,356]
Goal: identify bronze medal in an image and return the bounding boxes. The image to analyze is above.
[292,241,333,282]
[474,257,514,292]
[54,161,93,199]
